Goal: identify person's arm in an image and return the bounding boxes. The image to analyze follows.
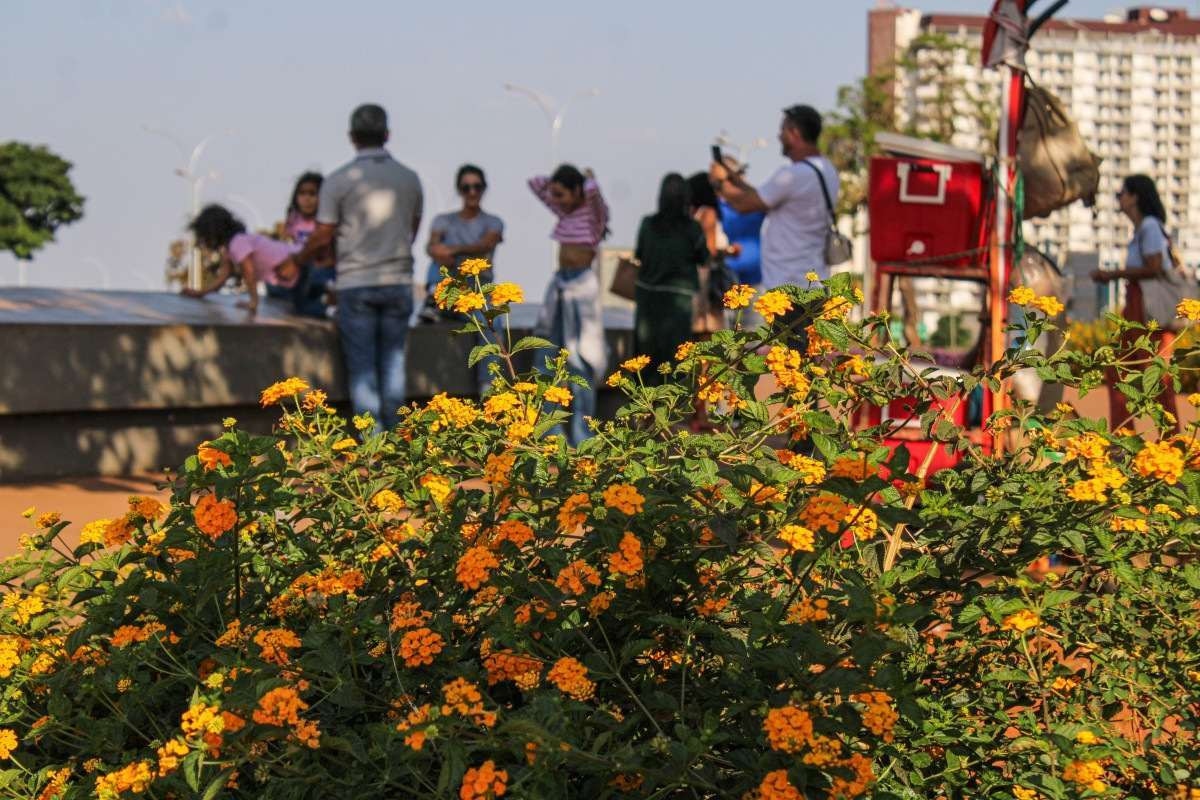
[448,229,503,258]
[528,176,562,217]
[294,223,336,265]
[180,255,233,297]
[427,229,453,263]
[696,206,719,257]
[1093,251,1164,283]
[411,185,423,245]
[710,162,769,214]
[235,258,260,315]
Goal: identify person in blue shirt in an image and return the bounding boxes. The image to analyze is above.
[717,158,765,326]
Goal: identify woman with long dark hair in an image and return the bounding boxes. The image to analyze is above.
[633,173,708,383]
[1091,174,1180,431]
[528,163,611,444]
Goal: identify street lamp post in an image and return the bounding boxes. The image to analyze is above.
[503,84,600,270]
[142,125,231,290]
[503,83,600,167]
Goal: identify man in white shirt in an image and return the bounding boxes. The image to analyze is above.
[710,104,839,289]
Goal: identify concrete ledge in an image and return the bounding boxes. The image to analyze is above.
[0,288,634,480]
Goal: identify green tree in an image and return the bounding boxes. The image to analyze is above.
[897,32,998,156]
[0,142,85,260]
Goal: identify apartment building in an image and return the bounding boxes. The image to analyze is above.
[868,4,1200,275]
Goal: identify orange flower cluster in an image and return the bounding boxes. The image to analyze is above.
[830,454,875,481]
[766,345,809,395]
[483,649,542,689]
[197,443,232,471]
[399,627,444,667]
[460,760,508,800]
[758,769,804,800]
[852,691,898,742]
[390,594,432,632]
[441,677,497,727]
[799,493,850,534]
[603,483,644,515]
[156,738,189,778]
[395,703,432,750]
[95,760,153,799]
[763,705,814,753]
[110,622,168,648]
[828,752,875,799]
[802,734,843,767]
[492,519,535,549]
[513,599,557,626]
[483,451,516,488]
[254,628,302,666]
[607,532,644,577]
[1133,440,1185,485]
[456,546,500,590]
[558,493,591,532]
[787,596,831,624]
[547,656,595,701]
[252,687,312,744]
[270,565,366,615]
[259,377,310,406]
[555,560,601,596]
[194,494,237,540]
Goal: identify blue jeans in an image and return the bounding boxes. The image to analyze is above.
[337,284,413,430]
[539,268,599,446]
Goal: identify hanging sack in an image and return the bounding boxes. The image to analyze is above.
[800,160,852,266]
[1019,84,1102,219]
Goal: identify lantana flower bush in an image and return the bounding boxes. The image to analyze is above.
[1,265,1198,799]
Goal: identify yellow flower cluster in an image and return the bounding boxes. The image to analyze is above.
[453,292,486,314]
[1177,298,1200,321]
[0,728,16,760]
[421,474,453,506]
[1008,285,1064,316]
[754,290,794,324]
[490,282,524,306]
[1133,440,1184,485]
[621,355,651,373]
[459,258,491,277]
[543,386,572,407]
[95,760,153,799]
[1001,609,1040,633]
[2,591,45,626]
[766,345,809,396]
[372,489,405,514]
[723,284,755,309]
[778,451,827,485]
[427,393,479,431]
[778,524,815,553]
[1062,759,1107,793]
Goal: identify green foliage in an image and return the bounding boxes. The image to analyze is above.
[0,276,1198,799]
[0,142,85,260]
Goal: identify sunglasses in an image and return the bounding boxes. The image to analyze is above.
[459,183,485,193]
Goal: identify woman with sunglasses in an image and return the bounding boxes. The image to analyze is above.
[424,164,506,389]
[528,164,611,445]
[1091,174,1181,432]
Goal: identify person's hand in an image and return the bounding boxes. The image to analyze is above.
[236,299,258,316]
[276,260,300,283]
[1090,269,1111,284]
[180,287,203,298]
[726,243,742,258]
[429,244,455,264]
[583,168,595,180]
[709,161,730,186]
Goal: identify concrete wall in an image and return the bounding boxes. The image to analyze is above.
[0,289,633,480]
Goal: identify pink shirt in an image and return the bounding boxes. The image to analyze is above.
[228,233,299,287]
[528,176,609,248]
[284,212,316,246]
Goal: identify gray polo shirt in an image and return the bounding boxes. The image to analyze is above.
[318,147,423,290]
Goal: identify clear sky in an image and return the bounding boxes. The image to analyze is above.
[1,0,1126,298]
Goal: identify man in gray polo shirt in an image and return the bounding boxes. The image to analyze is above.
[296,103,423,430]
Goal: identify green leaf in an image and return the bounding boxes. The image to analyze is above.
[467,343,501,367]
[510,336,554,355]
[200,769,234,800]
[814,318,850,351]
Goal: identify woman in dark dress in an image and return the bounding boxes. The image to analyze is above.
[634,173,709,384]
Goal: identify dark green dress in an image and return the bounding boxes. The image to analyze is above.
[633,216,707,383]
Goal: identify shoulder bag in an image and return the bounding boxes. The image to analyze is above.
[800,160,853,267]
